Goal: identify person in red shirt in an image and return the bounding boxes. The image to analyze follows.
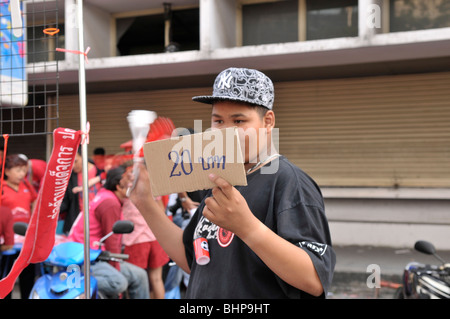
[26,157,47,193]
[0,154,38,298]
[1,154,37,224]
[92,147,106,172]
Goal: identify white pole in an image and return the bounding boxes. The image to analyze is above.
[76,0,91,299]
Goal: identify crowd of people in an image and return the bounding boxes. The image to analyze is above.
[0,146,193,299]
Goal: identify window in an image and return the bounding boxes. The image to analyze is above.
[24,0,64,63]
[389,0,450,32]
[242,0,299,46]
[306,0,358,40]
[27,24,65,63]
[239,0,358,46]
[116,8,199,56]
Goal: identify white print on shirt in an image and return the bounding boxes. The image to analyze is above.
[299,241,328,257]
[194,215,234,247]
[11,207,30,219]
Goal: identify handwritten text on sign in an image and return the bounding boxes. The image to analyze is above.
[168,150,227,177]
[143,127,247,196]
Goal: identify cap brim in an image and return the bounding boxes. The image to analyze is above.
[192,95,271,109]
[193,95,247,105]
[191,95,216,104]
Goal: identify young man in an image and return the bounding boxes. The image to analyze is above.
[130,67,335,298]
[69,166,149,299]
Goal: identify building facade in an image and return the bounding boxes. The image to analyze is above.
[18,0,450,248]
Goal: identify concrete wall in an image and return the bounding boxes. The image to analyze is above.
[324,188,450,250]
[200,0,236,51]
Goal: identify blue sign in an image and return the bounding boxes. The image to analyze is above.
[1,0,27,106]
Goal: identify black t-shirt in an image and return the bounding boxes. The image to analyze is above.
[182,155,336,299]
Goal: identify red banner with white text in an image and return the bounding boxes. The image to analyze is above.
[0,128,82,298]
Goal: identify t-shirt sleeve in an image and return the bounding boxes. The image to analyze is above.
[271,162,336,298]
[276,201,336,298]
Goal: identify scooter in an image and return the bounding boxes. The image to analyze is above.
[14,220,134,299]
[395,240,450,299]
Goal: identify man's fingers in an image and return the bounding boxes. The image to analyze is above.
[208,174,232,198]
[211,186,228,206]
[203,197,218,220]
[204,196,218,210]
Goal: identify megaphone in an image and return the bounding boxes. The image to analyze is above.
[126,110,157,196]
[127,110,157,157]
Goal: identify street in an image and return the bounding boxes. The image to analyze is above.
[328,272,399,299]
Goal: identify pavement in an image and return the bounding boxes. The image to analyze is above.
[328,245,450,299]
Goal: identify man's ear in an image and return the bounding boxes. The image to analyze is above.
[115,179,124,192]
[263,110,275,132]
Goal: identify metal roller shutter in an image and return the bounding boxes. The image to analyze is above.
[275,72,450,188]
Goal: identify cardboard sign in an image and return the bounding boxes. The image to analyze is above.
[143,127,247,196]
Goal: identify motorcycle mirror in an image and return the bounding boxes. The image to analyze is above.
[415,240,447,264]
[414,240,435,255]
[13,222,28,236]
[112,220,134,234]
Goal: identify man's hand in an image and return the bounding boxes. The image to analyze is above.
[128,163,154,205]
[202,174,259,239]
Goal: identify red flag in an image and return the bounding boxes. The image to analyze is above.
[0,128,82,298]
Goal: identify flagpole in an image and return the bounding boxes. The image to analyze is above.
[76,0,91,299]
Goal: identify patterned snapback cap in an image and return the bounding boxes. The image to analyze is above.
[192,67,274,109]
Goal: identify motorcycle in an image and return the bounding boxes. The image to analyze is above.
[14,220,134,299]
[395,240,450,299]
